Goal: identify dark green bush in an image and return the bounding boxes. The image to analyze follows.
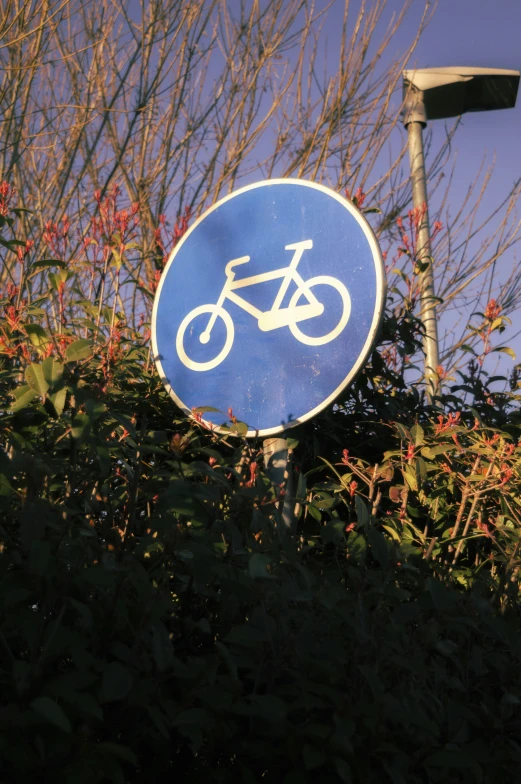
[1,190,521,783]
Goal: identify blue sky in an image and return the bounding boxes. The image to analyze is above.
[310,0,521,376]
[403,0,521,223]
[380,0,521,372]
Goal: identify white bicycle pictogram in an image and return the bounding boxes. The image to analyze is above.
[176,239,351,371]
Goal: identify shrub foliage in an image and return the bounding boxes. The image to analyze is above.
[1,193,521,782]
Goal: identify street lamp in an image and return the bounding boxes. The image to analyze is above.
[402,66,520,401]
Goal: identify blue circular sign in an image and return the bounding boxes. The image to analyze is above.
[152,179,385,437]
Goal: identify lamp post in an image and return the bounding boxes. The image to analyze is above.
[402,66,520,402]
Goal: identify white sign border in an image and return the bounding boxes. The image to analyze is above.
[151,178,386,438]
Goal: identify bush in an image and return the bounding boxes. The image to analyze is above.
[1,191,521,782]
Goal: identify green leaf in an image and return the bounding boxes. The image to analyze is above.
[501,693,521,706]
[25,364,49,397]
[109,411,137,437]
[322,520,346,544]
[173,708,210,727]
[248,553,274,579]
[0,235,26,250]
[49,387,67,417]
[66,692,102,721]
[307,502,322,521]
[225,625,268,646]
[367,526,390,568]
[29,539,51,576]
[100,663,133,702]
[42,357,64,389]
[428,578,457,611]
[31,258,68,270]
[421,443,456,458]
[435,640,457,657]
[403,465,418,491]
[71,413,91,441]
[48,271,60,290]
[411,423,424,446]
[30,697,71,733]
[65,338,94,362]
[229,421,248,436]
[25,323,48,346]
[415,456,427,480]
[347,532,367,563]
[302,744,326,769]
[394,422,411,441]
[96,743,137,765]
[296,471,307,500]
[492,346,516,360]
[382,524,401,543]
[69,598,93,629]
[354,494,369,526]
[151,623,174,671]
[250,695,287,723]
[314,491,335,510]
[335,758,353,783]
[9,384,38,411]
[284,773,307,784]
[425,750,483,781]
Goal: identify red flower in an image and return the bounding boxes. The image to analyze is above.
[484,299,501,322]
[354,187,366,208]
[475,520,493,538]
[499,464,513,486]
[171,432,189,457]
[434,411,461,435]
[0,181,15,216]
[246,461,258,487]
[345,187,366,209]
[16,239,34,263]
[431,220,443,241]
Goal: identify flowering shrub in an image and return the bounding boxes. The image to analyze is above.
[1,190,521,782]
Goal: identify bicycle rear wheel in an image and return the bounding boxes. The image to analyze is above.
[289,276,351,346]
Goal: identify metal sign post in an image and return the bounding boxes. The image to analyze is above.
[262,436,293,529]
[152,179,385,520]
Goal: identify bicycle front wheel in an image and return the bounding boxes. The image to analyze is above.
[176,304,234,371]
[289,276,351,346]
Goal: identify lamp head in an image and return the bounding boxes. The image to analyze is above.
[403,66,520,126]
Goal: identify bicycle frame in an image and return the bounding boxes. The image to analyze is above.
[202,240,322,338]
